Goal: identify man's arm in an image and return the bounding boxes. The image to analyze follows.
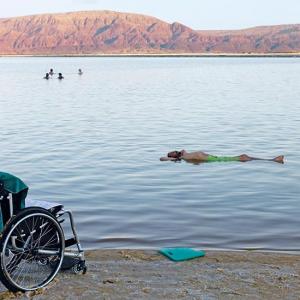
[160,157,177,161]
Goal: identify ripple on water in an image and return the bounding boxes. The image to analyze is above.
[0,57,299,250]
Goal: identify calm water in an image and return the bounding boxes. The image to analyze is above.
[0,57,299,251]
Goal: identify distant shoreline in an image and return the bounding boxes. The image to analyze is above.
[1,53,300,58]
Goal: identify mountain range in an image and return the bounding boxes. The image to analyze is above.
[0,11,299,55]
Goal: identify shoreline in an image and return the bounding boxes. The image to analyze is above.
[1,52,300,58]
[1,249,299,299]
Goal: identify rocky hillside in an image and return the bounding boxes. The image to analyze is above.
[0,11,299,54]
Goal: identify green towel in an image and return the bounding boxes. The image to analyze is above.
[0,172,28,194]
[159,248,206,261]
[0,172,29,231]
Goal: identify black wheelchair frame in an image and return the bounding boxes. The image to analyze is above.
[0,180,86,292]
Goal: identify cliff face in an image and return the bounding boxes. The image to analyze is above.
[0,11,299,54]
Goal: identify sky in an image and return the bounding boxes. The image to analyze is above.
[0,0,299,30]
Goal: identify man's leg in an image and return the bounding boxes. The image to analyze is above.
[238,154,253,162]
[238,154,284,163]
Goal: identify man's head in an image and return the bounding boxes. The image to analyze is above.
[167,150,182,159]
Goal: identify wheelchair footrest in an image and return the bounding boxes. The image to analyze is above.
[65,237,77,247]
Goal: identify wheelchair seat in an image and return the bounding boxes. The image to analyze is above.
[26,198,64,215]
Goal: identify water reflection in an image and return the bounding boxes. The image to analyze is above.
[0,57,299,251]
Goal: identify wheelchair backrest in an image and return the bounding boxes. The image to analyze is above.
[0,181,27,232]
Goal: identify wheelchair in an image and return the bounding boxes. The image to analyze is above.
[0,172,86,292]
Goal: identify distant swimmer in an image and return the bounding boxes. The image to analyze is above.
[78,68,83,75]
[58,73,64,80]
[43,73,50,80]
[49,69,54,76]
[160,150,284,164]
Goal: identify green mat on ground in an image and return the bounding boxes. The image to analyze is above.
[159,248,206,261]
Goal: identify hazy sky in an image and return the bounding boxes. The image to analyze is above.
[1,0,299,30]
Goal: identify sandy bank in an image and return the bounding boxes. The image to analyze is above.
[0,250,299,299]
[1,53,300,58]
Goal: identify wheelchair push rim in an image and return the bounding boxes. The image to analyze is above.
[0,207,65,292]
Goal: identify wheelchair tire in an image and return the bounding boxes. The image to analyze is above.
[0,207,65,292]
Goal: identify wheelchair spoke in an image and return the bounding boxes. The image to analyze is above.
[6,254,23,273]
[40,234,59,249]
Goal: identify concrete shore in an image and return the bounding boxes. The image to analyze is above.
[0,250,299,299]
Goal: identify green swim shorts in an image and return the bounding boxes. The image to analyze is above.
[206,155,240,163]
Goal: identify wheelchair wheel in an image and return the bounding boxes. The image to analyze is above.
[0,207,65,292]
